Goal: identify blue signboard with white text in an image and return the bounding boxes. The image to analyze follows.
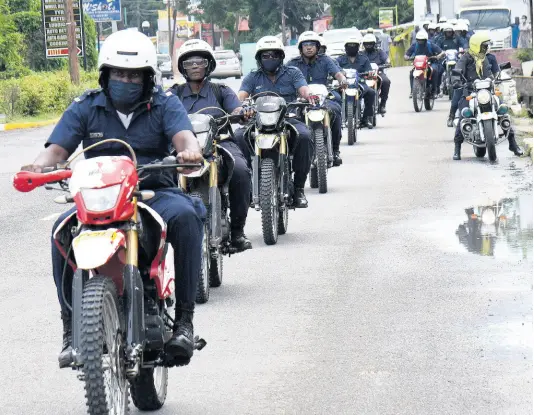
[82,0,121,22]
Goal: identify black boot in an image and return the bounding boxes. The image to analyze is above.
[293,187,308,208]
[453,142,462,160]
[58,311,73,369]
[379,102,387,115]
[166,302,195,365]
[333,150,343,167]
[366,116,374,129]
[447,114,454,127]
[508,138,524,157]
[231,226,252,252]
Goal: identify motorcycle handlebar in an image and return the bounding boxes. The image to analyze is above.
[13,169,72,193]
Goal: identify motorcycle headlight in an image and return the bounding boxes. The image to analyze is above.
[477,89,491,105]
[461,107,473,118]
[80,184,121,212]
[481,209,496,225]
[497,104,509,115]
[259,111,281,126]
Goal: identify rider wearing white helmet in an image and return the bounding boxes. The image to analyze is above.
[404,30,445,98]
[336,36,377,129]
[237,35,313,208]
[286,31,347,166]
[21,29,206,369]
[361,33,391,114]
[167,39,254,252]
[318,36,327,55]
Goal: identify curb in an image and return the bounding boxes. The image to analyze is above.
[521,137,533,160]
[0,117,60,132]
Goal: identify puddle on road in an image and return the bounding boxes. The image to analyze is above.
[455,194,533,260]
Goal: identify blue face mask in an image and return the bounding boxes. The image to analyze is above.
[107,80,144,112]
[261,58,282,73]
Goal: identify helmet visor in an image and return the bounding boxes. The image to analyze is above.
[183,57,209,70]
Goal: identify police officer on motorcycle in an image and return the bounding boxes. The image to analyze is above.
[287,31,347,166]
[318,37,327,56]
[237,36,313,208]
[361,33,391,114]
[167,39,253,252]
[452,33,523,160]
[20,30,206,368]
[428,23,438,42]
[336,37,376,129]
[405,30,445,99]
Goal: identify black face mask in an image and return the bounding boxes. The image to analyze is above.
[417,40,427,47]
[345,46,359,56]
[480,44,489,54]
[261,58,282,73]
[107,80,144,113]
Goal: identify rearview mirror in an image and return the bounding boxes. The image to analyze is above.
[499,61,512,70]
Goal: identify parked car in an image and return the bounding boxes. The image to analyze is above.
[283,45,300,64]
[157,53,173,79]
[321,28,362,58]
[211,50,242,79]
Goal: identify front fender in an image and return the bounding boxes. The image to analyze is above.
[256,134,280,149]
[413,69,424,78]
[72,229,126,270]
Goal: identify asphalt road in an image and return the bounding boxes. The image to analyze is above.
[0,67,532,415]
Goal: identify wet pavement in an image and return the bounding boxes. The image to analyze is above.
[0,67,532,414]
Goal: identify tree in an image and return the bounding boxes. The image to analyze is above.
[330,0,413,30]
[0,0,25,77]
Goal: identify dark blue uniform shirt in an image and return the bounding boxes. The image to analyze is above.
[363,49,389,66]
[406,42,443,57]
[437,35,464,51]
[46,86,193,167]
[286,55,341,85]
[239,66,307,102]
[336,54,373,73]
[170,81,241,116]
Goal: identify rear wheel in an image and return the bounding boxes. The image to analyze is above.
[81,277,129,415]
[474,146,487,158]
[413,80,423,112]
[260,158,279,245]
[209,252,223,288]
[130,366,168,411]
[312,126,328,194]
[483,120,497,161]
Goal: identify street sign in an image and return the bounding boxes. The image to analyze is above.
[82,0,121,22]
[42,0,85,58]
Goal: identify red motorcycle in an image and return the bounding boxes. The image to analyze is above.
[411,55,436,112]
[13,139,205,414]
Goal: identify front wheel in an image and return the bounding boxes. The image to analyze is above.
[424,82,435,110]
[195,223,210,304]
[81,277,129,415]
[260,158,279,245]
[209,251,223,288]
[130,367,168,411]
[312,126,328,194]
[483,120,497,161]
[474,146,487,158]
[413,80,424,112]
[347,100,356,145]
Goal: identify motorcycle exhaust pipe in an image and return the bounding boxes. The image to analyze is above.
[460,120,474,136]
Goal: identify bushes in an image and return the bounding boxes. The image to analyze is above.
[0,70,99,117]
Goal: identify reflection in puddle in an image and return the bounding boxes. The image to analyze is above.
[456,195,533,259]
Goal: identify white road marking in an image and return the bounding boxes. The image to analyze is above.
[41,213,61,221]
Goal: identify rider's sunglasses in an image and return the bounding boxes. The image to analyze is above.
[345,43,358,48]
[183,58,209,70]
[301,41,317,48]
[260,51,281,60]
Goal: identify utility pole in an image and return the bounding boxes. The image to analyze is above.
[281,0,287,46]
[167,0,172,54]
[64,0,80,85]
[425,0,431,15]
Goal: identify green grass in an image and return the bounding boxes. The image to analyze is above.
[5,112,62,124]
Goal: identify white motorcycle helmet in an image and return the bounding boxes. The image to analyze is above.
[428,23,438,32]
[97,30,158,89]
[456,22,469,33]
[362,33,377,51]
[442,23,455,36]
[255,36,285,60]
[439,16,448,23]
[416,30,429,41]
[298,31,322,51]
[177,39,216,79]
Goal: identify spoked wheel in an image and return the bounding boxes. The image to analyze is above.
[412,80,423,112]
[195,223,210,304]
[260,158,279,245]
[277,156,289,235]
[81,276,129,415]
[347,101,356,145]
[130,366,168,411]
[312,126,328,194]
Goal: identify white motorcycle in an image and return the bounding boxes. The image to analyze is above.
[454,62,513,161]
[334,68,360,145]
